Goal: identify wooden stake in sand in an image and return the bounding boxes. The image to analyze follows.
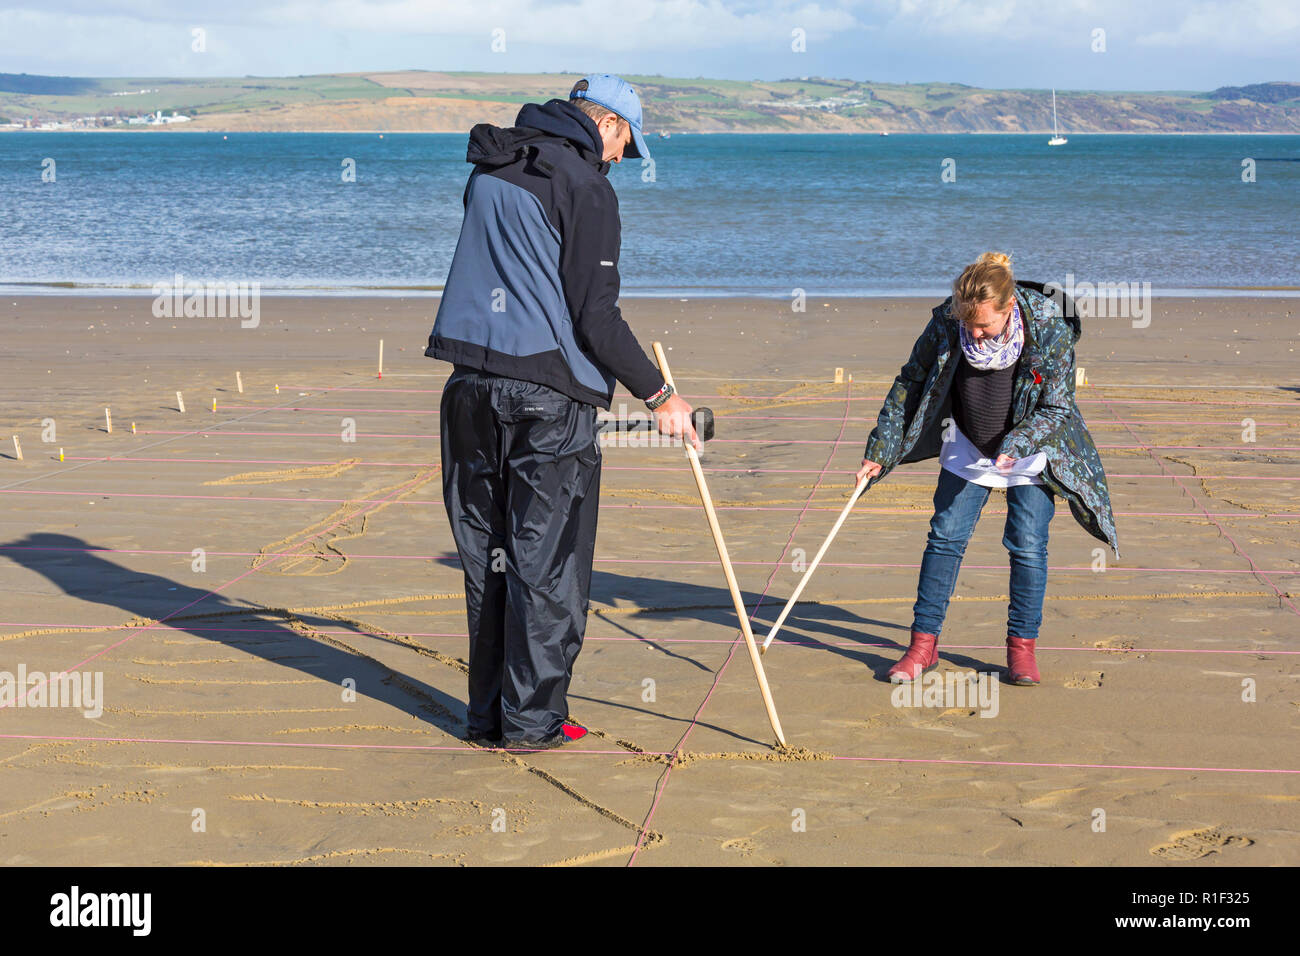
[104,407,112,434]
[652,341,787,747]
[762,474,870,655]
[377,339,384,379]
[236,371,244,394]
[834,367,844,384]
[59,447,64,462]
[131,422,136,435]
[1075,366,1087,387]
[212,397,217,413]
[12,436,22,461]
[176,391,186,413]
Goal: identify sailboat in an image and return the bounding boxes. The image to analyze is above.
[1048,89,1067,146]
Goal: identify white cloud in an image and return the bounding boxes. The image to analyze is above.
[1135,0,1300,52]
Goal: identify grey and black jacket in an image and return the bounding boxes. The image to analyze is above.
[426,99,664,409]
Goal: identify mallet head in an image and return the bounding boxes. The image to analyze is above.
[692,407,715,443]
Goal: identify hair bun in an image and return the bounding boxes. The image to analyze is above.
[951,251,1015,321]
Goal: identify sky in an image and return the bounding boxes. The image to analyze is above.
[0,0,1296,91]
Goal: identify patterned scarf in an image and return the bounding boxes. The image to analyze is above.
[958,299,1023,371]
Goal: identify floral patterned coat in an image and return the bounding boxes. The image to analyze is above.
[863,281,1119,556]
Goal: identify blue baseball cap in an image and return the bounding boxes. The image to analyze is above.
[570,73,650,160]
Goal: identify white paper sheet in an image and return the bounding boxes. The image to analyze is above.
[938,425,1046,488]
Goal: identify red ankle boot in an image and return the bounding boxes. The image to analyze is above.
[1006,636,1040,685]
[888,631,939,683]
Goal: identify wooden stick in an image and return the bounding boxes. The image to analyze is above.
[236,371,244,394]
[651,342,787,748]
[12,436,22,461]
[176,391,186,413]
[104,407,112,433]
[377,339,384,379]
[761,474,869,654]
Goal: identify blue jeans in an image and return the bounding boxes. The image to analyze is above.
[912,468,1056,641]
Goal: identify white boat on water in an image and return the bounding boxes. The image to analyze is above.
[1048,89,1067,146]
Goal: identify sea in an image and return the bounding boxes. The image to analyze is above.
[1,131,1296,296]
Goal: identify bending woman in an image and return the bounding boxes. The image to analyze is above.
[857,253,1119,686]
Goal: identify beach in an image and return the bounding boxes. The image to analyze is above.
[0,292,1296,866]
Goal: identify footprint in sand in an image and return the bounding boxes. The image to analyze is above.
[1094,638,1135,653]
[1150,826,1253,861]
[721,837,757,856]
[1065,671,1104,689]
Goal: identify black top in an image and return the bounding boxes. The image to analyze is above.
[952,354,1019,457]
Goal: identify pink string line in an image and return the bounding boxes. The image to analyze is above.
[1,543,1294,575]
[50,456,1300,481]
[0,733,1292,775]
[283,385,1300,408]
[210,405,1298,428]
[1,618,1291,657]
[629,380,858,865]
[8,488,1300,513]
[1091,386,1300,617]
[13,489,1300,519]
[126,429,1300,451]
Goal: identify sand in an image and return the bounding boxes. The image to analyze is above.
[0,293,1296,866]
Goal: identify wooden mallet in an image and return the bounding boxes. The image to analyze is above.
[599,407,715,443]
[651,342,787,747]
[761,473,870,654]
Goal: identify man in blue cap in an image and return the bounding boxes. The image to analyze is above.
[427,74,699,751]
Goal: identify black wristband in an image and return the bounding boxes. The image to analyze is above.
[645,382,674,410]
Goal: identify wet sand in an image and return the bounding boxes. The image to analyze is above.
[0,293,1296,866]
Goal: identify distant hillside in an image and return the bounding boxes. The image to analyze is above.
[2,71,1299,133]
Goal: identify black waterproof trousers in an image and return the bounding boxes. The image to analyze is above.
[440,366,602,744]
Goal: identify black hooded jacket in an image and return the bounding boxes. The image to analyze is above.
[425,99,664,408]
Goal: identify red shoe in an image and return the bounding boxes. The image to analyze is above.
[888,631,939,683]
[1006,636,1040,685]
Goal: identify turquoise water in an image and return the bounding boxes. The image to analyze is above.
[1,131,1296,295]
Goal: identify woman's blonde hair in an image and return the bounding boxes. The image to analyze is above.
[951,252,1015,323]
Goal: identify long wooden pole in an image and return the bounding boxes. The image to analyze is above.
[761,474,869,654]
[651,342,787,747]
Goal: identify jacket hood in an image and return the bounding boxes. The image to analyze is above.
[466,99,606,171]
[1016,280,1082,343]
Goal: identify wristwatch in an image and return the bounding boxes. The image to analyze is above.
[645,382,675,411]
